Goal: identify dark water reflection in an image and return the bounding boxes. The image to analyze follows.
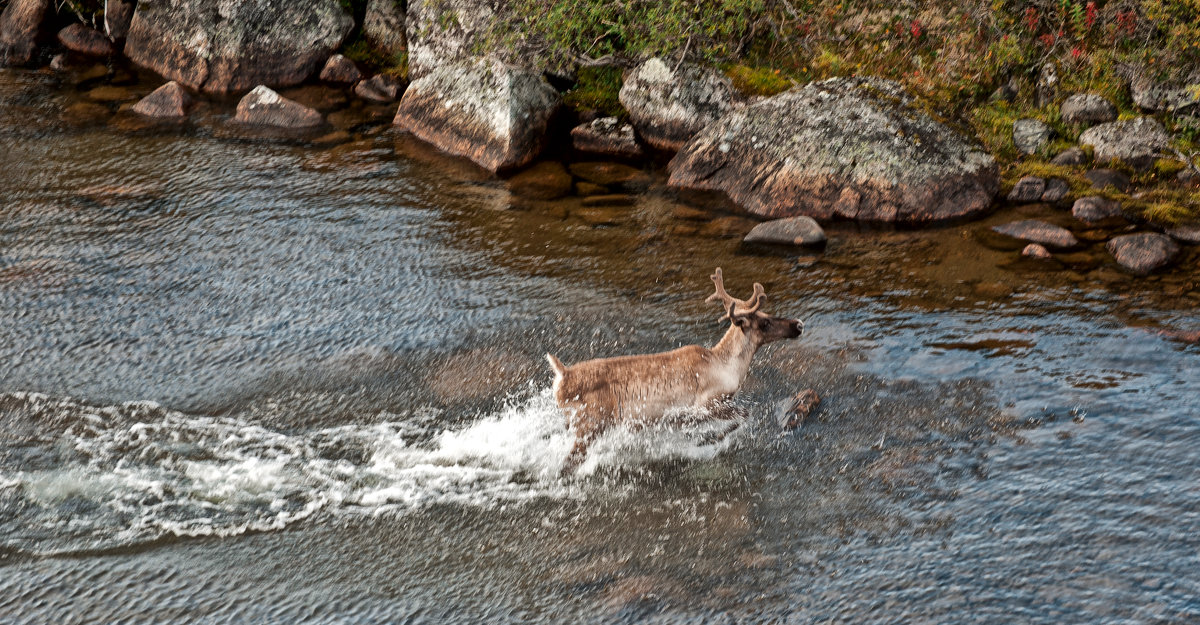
[0,67,1198,623]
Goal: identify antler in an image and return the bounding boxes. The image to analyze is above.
[706,268,767,320]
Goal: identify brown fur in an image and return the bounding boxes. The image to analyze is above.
[548,269,803,475]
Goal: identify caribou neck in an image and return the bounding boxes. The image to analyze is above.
[711,324,759,381]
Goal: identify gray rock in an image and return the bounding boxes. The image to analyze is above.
[58,23,114,56]
[124,0,354,93]
[1022,243,1053,259]
[1165,223,1200,244]
[0,0,49,66]
[131,81,193,118]
[1041,178,1070,203]
[1071,196,1123,225]
[1007,176,1045,202]
[1051,147,1088,165]
[1107,233,1180,275]
[1061,93,1117,125]
[619,57,735,152]
[363,0,406,57]
[1085,168,1131,192]
[49,52,67,70]
[668,76,998,224]
[1036,62,1058,107]
[1127,66,1200,116]
[393,58,560,172]
[1078,116,1172,170]
[1013,118,1053,155]
[989,76,1020,103]
[354,73,403,103]
[234,85,323,128]
[104,0,136,41]
[404,0,564,80]
[991,219,1079,249]
[743,216,827,247]
[320,54,362,84]
[570,117,644,159]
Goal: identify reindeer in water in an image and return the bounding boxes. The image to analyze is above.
[546,268,804,475]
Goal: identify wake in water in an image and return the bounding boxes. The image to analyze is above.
[0,388,740,556]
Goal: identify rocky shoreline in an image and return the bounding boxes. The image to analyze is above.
[1,0,1198,279]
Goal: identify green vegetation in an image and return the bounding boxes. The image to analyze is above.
[342,36,409,79]
[563,66,625,118]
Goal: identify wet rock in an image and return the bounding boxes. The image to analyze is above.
[0,0,48,66]
[570,117,644,159]
[991,219,1079,249]
[104,0,136,40]
[131,81,192,118]
[57,24,114,57]
[574,181,607,196]
[619,57,734,152]
[61,101,111,126]
[1021,243,1053,259]
[124,0,354,93]
[1060,93,1117,125]
[1160,329,1200,345]
[573,206,624,226]
[1085,168,1131,192]
[1035,62,1057,107]
[1165,223,1200,244]
[699,215,756,238]
[49,53,68,70]
[1006,176,1045,202]
[393,58,560,172]
[362,0,406,57]
[320,54,362,84]
[354,73,403,103]
[1051,147,1088,166]
[668,76,998,223]
[567,162,647,188]
[506,161,572,200]
[1041,178,1070,203]
[581,194,635,207]
[234,86,323,128]
[1106,232,1180,275]
[1071,196,1123,226]
[86,85,137,102]
[743,216,827,247]
[777,389,820,431]
[280,84,349,112]
[1078,116,1171,170]
[1013,118,1052,155]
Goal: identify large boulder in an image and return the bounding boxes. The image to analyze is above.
[1107,233,1180,275]
[0,0,49,66]
[619,58,734,152]
[234,85,323,127]
[393,58,560,172]
[124,0,354,93]
[104,0,136,41]
[668,77,999,223]
[1127,66,1200,116]
[363,0,406,57]
[1079,116,1172,170]
[404,0,562,80]
[1061,93,1117,125]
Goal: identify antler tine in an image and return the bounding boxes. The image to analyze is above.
[742,283,767,315]
[705,267,733,305]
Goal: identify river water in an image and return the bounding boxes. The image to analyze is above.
[1,67,1198,624]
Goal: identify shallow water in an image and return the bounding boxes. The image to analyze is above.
[1,67,1199,623]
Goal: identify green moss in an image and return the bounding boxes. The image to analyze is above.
[563,66,625,118]
[1005,161,1094,197]
[342,37,408,80]
[724,64,792,97]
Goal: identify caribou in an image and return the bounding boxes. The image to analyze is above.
[546,268,804,475]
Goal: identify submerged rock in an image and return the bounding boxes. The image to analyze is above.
[393,58,560,172]
[320,54,362,84]
[991,220,1079,249]
[1013,118,1052,155]
[131,81,193,118]
[1006,176,1045,203]
[506,161,572,200]
[1061,93,1117,125]
[619,57,735,152]
[1021,243,1053,259]
[57,24,114,57]
[570,117,644,159]
[234,85,323,128]
[1106,233,1180,275]
[743,216,827,247]
[1041,178,1070,203]
[668,76,998,223]
[1079,117,1171,170]
[0,0,49,66]
[124,0,353,93]
[568,162,648,188]
[1071,196,1123,226]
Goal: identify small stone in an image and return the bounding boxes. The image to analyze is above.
[507,161,572,200]
[320,54,362,84]
[1051,147,1088,166]
[1107,233,1180,275]
[131,81,192,118]
[234,85,323,128]
[1165,223,1200,244]
[1006,176,1046,202]
[581,194,636,207]
[57,24,114,57]
[354,74,402,103]
[1041,178,1070,203]
[1085,168,1131,192]
[573,206,624,226]
[743,216,827,247]
[1021,243,1053,259]
[570,117,644,159]
[777,389,820,431]
[1061,93,1118,125]
[1072,196,1123,225]
[49,53,68,70]
[1013,119,1052,155]
[991,219,1079,249]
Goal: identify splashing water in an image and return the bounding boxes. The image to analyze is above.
[0,389,740,556]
